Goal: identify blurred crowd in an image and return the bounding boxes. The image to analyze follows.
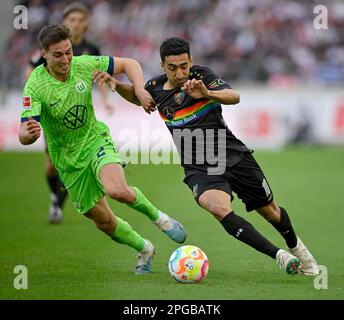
[4,0,344,88]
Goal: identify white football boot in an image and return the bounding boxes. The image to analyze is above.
[288,237,319,276]
[49,193,63,224]
[135,240,155,275]
[49,205,63,224]
[276,249,303,275]
[154,211,186,243]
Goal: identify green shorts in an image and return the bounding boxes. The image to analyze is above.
[62,131,123,214]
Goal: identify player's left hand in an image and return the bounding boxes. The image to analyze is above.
[135,88,156,114]
[182,78,209,99]
[92,70,116,92]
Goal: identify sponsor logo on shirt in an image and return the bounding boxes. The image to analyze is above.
[63,105,87,129]
[49,98,61,107]
[162,106,175,120]
[23,96,32,110]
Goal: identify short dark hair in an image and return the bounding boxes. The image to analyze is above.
[38,24,71,50]
[63,2,89,19]
[160,37,191,62]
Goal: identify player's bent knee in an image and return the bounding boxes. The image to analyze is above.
[95,217,115,235]
[204,202,231,219]
[258,202,280,223]
[106,187,134,203]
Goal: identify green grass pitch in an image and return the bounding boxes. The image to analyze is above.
[0,148,343,300]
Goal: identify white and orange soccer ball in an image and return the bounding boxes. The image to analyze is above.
[168,245,209,283]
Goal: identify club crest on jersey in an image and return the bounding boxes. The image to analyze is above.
[75,81,87,93]
[174,91,186,105]
[162,106,175,120]
[23,96,32,110]
[208,79,225,89]
[63,105,87,129]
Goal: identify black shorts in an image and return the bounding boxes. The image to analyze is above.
[183,152,273,212]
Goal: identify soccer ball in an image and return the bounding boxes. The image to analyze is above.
[168,245,209,283]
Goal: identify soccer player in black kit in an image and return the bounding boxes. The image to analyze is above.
[95,37,319,276]
[25,2,114,223]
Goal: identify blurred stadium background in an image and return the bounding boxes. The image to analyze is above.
[1,0,344,151]
[0,0,344,300]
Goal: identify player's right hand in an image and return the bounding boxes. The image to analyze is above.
[93,70,117,92]
[182,78,209,99]
[27,116,41,139]
[135,88,156,114]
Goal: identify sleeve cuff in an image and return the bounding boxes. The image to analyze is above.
[107,56,114,76]
[21,115,40,122]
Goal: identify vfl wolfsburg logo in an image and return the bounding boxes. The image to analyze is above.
[75,81,87,93]
[63,105,87,129]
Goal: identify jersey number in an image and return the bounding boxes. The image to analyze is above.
[96,147,106,159]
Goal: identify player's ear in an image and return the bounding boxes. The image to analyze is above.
[41,49,47,59]
[189,56,193,67]
[160,61,165,71]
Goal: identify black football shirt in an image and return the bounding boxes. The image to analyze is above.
[145,65,250,174]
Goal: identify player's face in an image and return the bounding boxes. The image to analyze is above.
[63,11,88,38]
[43,40,73,77]
[161,53,192,88]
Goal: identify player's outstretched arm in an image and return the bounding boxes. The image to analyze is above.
[112,57,155,111]
[205,88,240,105]
[92,70,155,113]
[114,80,141,106]
[182,79,240,105]
[18,117,41,145]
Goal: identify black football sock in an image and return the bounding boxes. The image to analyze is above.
[220,211,279,259]
[55,176,68,209]
[271,207,298,249]
[47,174,58,196]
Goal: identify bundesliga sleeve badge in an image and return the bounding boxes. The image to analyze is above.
[23,96,32,110]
